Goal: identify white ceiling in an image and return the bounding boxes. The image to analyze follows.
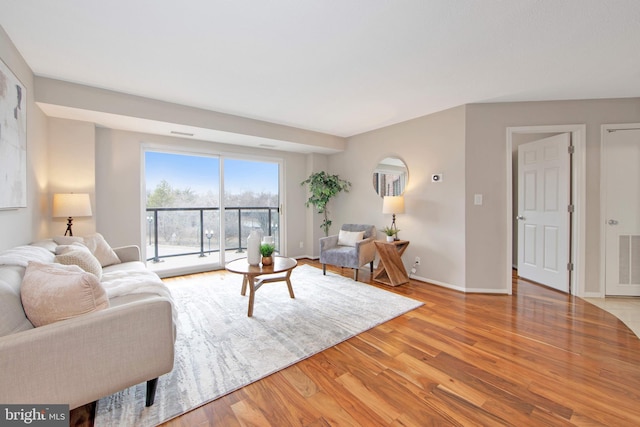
[1,0,639,142]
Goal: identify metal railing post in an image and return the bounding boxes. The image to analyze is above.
[199,208,206,257]
[153,209,161,263]
[236,208,243,252]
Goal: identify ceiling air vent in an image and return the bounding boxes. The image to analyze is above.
[170,130,194,137]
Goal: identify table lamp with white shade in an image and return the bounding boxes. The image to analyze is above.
[53,193,92,236]
[382,195,405,240]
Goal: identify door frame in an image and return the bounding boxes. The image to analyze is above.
[599,123,640,297]
[506,125,586,296]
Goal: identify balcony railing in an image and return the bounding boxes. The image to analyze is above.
[145,206,279,263]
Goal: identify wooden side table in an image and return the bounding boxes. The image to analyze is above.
[373,240,410,286]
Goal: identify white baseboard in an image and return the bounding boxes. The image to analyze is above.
[410,274,509,294]
[409,274,464,292]
[582,291,605,298]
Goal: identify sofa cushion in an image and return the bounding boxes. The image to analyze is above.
[337,229,364,247]
[341,224,376,239]
[21,261,109,327]
[53,235,84,246]
[102,260,147,274]
[54,233,121,267]
[83,233,121,267]
[0,265,34,337]
[55,243,103,279]
[30,239,58,253]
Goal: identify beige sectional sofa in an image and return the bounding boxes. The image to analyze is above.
[0,237,175,409]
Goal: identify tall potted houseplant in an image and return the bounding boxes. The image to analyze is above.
[301,171,351,236]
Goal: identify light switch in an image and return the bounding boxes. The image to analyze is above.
[474,194,483,205]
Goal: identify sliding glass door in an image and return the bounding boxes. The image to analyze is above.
[144,150,280,274]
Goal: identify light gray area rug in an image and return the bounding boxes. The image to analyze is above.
[95,264,422,427]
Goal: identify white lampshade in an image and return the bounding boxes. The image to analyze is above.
[53,193,92,218]
[382,196,405,215]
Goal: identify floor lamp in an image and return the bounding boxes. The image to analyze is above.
[53,193,93,236]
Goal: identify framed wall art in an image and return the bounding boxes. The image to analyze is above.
[0,58,27,209]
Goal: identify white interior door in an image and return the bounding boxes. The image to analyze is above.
[517,133,571,292]
[604,128,640,296]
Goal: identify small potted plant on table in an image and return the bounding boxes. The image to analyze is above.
[382,226,399,242]
[260,243,275,265]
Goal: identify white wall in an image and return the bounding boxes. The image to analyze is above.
[47,118,96,237]
[465,99,640,294]
[330,98,639,296]
[302,153,329,258]
[332,106,467,290]
[95,128,313,260]
[0,26,49,250]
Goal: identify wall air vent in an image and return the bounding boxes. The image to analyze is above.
[619,235,640,284]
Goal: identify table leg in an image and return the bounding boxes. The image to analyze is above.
[247,276,255,317]
[241,275,248,296]
[285,270,295,299]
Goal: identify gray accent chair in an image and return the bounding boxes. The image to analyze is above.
[319,224,377,280]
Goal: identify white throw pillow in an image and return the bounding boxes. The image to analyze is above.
[55,243,103,279]
[53,236,84,246]
[83,233,121,267]
[337,230,365,247]
[21,261,109,327]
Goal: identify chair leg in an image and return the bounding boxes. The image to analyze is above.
[354,268,359,281]
[322,264,326,275]
[370,261,374,272]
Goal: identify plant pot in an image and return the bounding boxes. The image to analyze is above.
[386,236,394,242]
[261,256,273,266]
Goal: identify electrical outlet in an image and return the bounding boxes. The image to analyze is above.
[415,256,421,265]
[299,241,304,249]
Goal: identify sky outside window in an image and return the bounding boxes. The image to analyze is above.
[145,151,279,200]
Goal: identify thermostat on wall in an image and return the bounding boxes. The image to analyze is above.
[431,173,443,182]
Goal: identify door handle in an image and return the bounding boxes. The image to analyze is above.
[516,215,525,221]
[608,219,619,225]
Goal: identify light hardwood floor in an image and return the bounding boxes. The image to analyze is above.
[72,259,640,426]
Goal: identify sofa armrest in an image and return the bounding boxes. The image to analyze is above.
[0,296,174,409]
[113,245,141,263]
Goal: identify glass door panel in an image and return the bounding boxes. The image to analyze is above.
[223,158,280,259]
[145,151,220,271]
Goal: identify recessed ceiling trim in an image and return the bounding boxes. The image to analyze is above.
[36,102,343,155]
